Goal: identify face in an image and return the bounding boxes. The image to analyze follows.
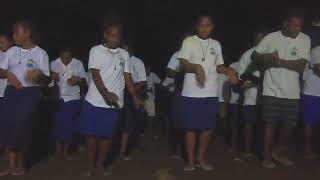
[104,25,122,49]
[254,32,265,46]
[196,16,214,39]
[60,51,73,64]
[13,24,31,46]
[0,36,12,51]
[283,16,303,38]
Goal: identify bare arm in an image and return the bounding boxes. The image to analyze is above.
[277,59,307,74]
[124,72,144,109]
[217,65,239,85]
[179,58,200,73]
[0,69,8,79]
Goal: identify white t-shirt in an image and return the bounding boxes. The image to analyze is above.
[304,46,320,96]
[130,56,147,83]
[0,51,7,97]
[50,58,87,102]
[178,35,224,98]
[85,45,131,108]
[162,77,175,92]
[0,46,50,87]
[147,72,161,101]
[167,51,180,72]
[255,31,311,99]
[229,62,240,104]
[238,48,260,105]
[86,71,92,84]
[217,74,228,102]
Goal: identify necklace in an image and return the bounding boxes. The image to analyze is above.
[199,39,210,62]
[104,44,119,70]
[19,47,33,64]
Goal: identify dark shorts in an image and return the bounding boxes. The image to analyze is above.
[178,97,218,130]
[229,104,241,128]
[242,105,258,125]
[262,96,300,127]
[53,99,81,142]
[0,86,42,150]
[303,94,320,126]
[77,101,121,138]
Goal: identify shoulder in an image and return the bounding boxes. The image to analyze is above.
[118,48,130,59]
[210,38,222,48]
[6,46,19,55]
[90,44,103,54]
[298,32,311,43]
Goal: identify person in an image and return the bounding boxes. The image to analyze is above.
[0,31,13,157]
[0,20,51,176]
[237,30,266,159]
[50,47,87,160]
[144,65,161,138]
[120,44,147,160]
[178,14,238,171]
[251,11,311,168]
[302,16,320,159]
[77,16,143,176]
[227,61,241,156]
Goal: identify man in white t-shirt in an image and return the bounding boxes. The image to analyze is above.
[251,12,311,168]
[50,47,87,160]
[0,32,12,157]
[178,14,238,171]
[120,44,147,160]
[238,30,266,158]
[303,17,320,158]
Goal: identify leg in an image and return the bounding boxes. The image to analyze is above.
[120,132,130,159]
[304,125,313,155]
[197,129,213,162]
[185,131,196,167]
[96,138,111,175]
[230,127,239,153]
[263,125,274,163]
[85,136,97,175]
[244,124,253,155]
[276,126,295,155]
[63,143,71,160]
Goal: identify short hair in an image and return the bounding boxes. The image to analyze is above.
[283,9,305,23]
[59,46,74,56]
[101,12,123,32]
[194,13,214,26]
[14,19,40,44]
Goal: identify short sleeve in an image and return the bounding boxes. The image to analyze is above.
[40,51,50,76]
[137,60,147,82]
[162,77,173,87]
[238,49,252,78]
[78,61,87,78]
[311,47,320,65]
[153,73,161,84]
[0,52,9,70]
[215,42,224,65]
[88,48,104,70]
[167,52,180,71]
[178,38,193,61]
[255,34,271,54]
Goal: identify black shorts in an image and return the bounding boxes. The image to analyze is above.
[262,96,300,127]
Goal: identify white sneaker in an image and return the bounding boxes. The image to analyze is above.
[262,161,277,169]
[196,161,215,171]
[183,164,196,172]
[272,152,294,166]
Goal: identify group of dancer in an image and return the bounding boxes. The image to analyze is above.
[0,9,319,177]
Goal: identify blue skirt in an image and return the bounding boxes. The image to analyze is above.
[0,86,42,150]
[53,99,81,142]
[303,94,320,126]
[178,96,218,130]
[77,101,121,138]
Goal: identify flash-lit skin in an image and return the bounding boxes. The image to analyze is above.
[195,16,214,40]
[282,16,303,39]
[103,25,122,49]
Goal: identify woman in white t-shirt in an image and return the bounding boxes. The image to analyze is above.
[50,47,87,160]
[77,18,143,176]
[178,14,238,171]
[0,20,51,176]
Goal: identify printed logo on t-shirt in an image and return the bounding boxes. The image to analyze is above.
[291,47,298,56]
[26,59,36,68]
[210,47,216,55]
[120,57,125,67]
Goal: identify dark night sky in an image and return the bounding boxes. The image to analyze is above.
[0,0,318,75]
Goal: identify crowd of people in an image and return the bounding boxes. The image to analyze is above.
[0,9,319,177]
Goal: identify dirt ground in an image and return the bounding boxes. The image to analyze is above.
[1,135,320,180]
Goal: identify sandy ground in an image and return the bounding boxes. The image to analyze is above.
[1,135,320,180]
